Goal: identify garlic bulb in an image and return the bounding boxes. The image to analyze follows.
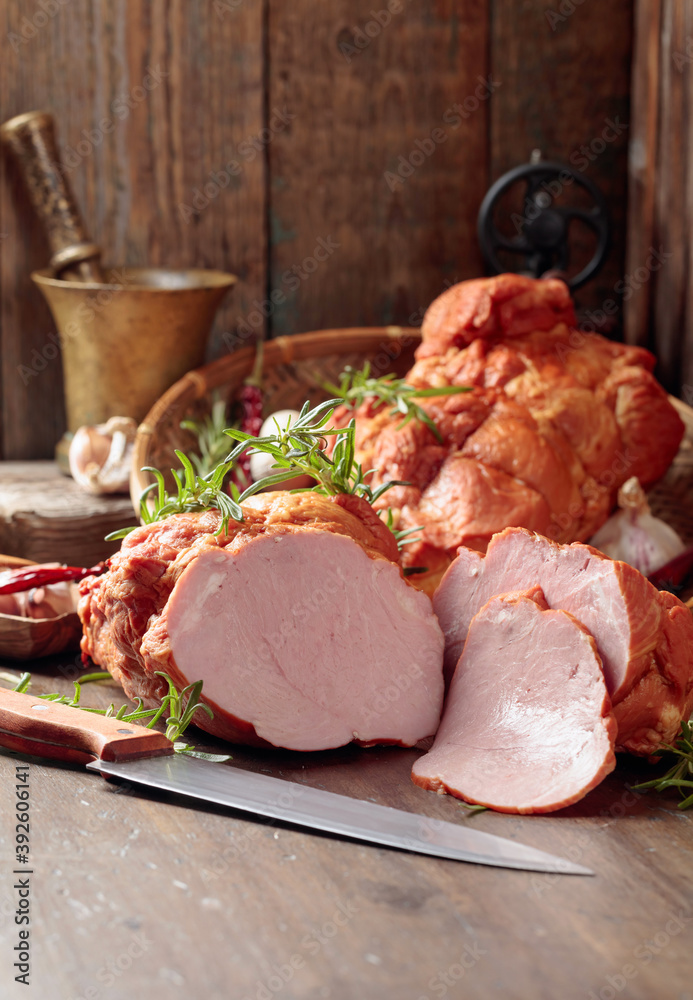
[0,564,78,620]
[15,582,78,619]
[69,416,137,495]
[249,409,314,491]
[589,477,686,576]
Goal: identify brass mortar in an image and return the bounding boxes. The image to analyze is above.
[32,266,236,466]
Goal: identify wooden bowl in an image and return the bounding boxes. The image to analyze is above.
[0,556,82,661]
[131,326,421,505]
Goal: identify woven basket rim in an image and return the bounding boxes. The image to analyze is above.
[130,326,422,507]
[129,325,693,519]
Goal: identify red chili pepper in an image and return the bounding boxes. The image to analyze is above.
[232,339,264,491]
[0,562,108,596]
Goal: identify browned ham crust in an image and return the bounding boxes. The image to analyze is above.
[340,275,684,594]
[79,492,445,751]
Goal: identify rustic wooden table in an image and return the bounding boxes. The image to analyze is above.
[0,654,691,1000]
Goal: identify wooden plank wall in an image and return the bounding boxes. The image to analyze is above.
[625,0,693,397]
[0,0,634,459]
[266,0,488,336]
[490,0,634,320]
[0,0,265,459]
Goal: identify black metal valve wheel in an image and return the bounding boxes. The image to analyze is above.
[477,160,611,291]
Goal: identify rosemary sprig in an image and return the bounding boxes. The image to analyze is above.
[107,399,406,542]
[378,508,422,552]
[10,670,230,762]
[323,362,470,443]
[459,803,488,816]
[180,392,235,477]
[107,449,241,541]
[631,719,693,809]
[224,398,408,506]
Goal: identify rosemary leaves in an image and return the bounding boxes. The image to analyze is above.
[110,399,405,540]
[10,670,231,761]
[631,719,693,809]
[323,362,470,443]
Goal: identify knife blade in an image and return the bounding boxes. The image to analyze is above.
[0,687,592,875]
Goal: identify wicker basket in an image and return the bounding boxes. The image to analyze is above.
[131,326,693,601]
[131,327,421,503]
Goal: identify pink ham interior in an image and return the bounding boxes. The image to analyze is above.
[160,529,445,751]
[434,527,661,699]
[412,589,617,814]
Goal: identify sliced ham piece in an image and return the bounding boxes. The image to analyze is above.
[411,588,617,814]
[433,527,693,755]
[79,492,444,751]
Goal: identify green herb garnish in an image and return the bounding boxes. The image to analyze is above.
[459,803,488,816]
[109,399,406,541]
[378,507,422,552]
[10,670,230,762]
[107,449,241,540]
[224,398,404,503]
[323,362,470,443]
[180,392,235,478]
[631,720,693,809]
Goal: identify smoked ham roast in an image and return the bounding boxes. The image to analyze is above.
[79,492,445,751]
[412,587,618,814]
[433,527,693,756]
[341,274,684,592]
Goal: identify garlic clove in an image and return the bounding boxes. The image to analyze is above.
[0,564,79,620]
[0,594,22,616]
[24,582,78,619]
[589,477,687,576]
[69,416,137,495]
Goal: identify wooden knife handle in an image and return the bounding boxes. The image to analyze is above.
[0,687,173,765]
[0,110,105,283]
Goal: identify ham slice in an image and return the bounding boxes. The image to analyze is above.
[433,527,693,755]
[79,492,445,751]
[411,588,617,814]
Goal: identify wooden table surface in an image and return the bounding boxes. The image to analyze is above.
[0,654,691,1000]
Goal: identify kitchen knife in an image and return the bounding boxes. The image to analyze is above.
[0,687,592,875]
